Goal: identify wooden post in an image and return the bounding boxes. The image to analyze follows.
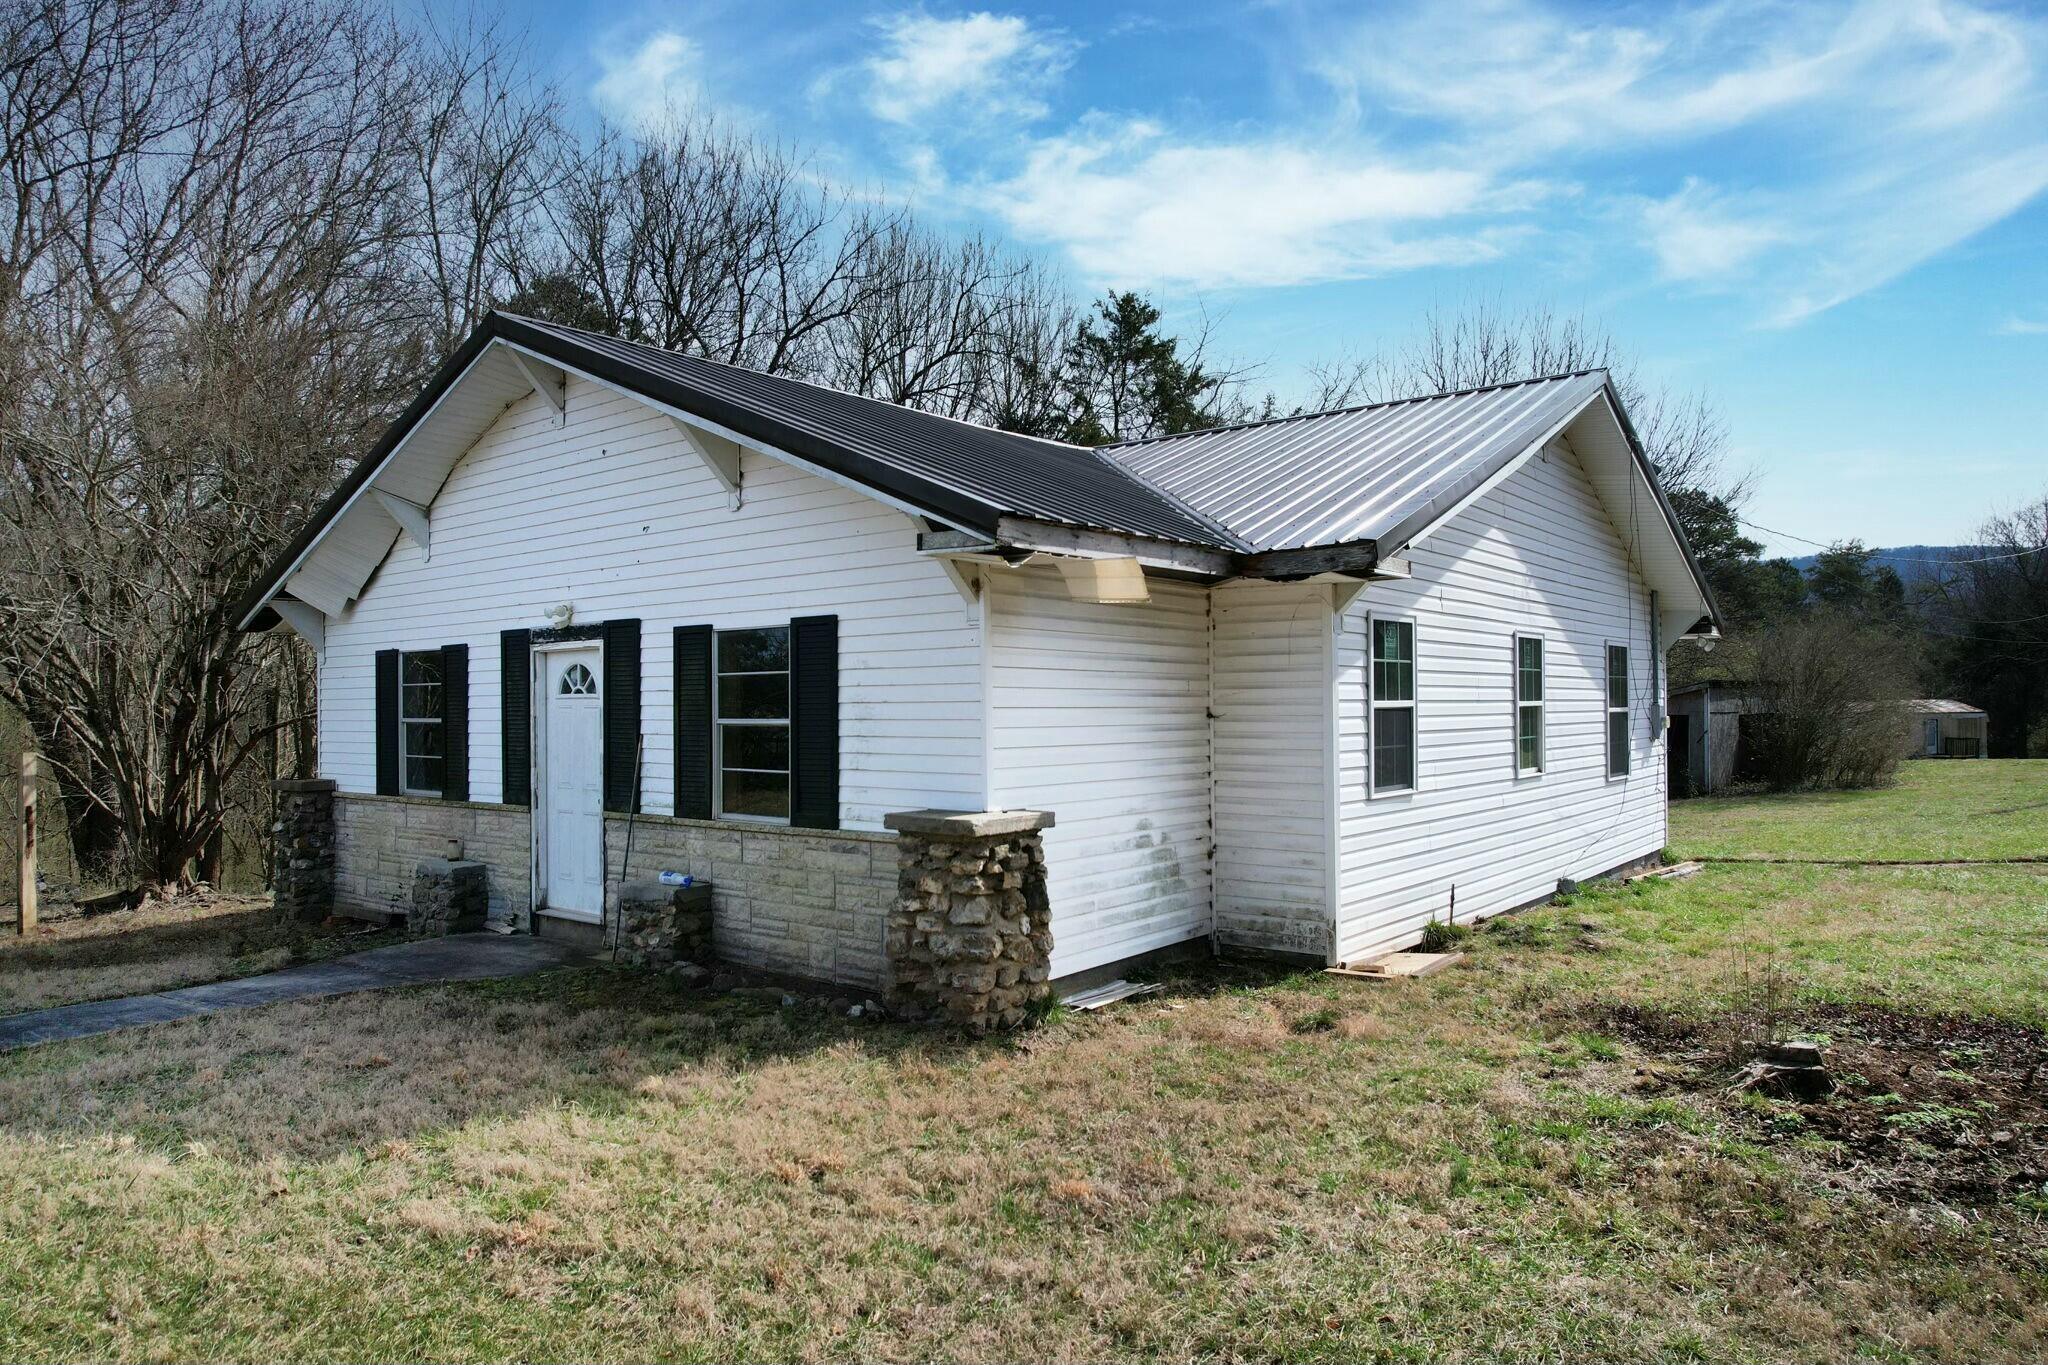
[17,751,37,933]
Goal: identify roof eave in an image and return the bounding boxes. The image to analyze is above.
[232,320,506,631]
[1593,377,1726,634]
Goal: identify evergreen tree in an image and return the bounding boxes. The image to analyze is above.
[1058,292,1226,445]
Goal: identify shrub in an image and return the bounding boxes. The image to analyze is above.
[1724,613,1911,791]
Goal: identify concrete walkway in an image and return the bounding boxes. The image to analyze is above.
[0,933,584,1052]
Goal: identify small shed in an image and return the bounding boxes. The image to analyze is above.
[1666,680,1748,796]
[1903,700,1988,759]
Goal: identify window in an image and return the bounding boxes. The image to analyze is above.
[400,650,445,796]
[1606,643,1630,778]
[1515,635,1545,774]
[1371,618,1416,793]
[558,662,597,696]
[716,626,790,820]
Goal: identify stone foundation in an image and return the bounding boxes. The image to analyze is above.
[410,858,488,936]
[333,795,531,927]
[615,880,714,967]
[605,814,895,987]
[272,779,336,923]
[330,792,902,986]
[883,809,1055,1033]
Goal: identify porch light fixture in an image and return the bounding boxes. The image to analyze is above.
[545,603,574,628]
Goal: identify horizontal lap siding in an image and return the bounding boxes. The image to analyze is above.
[987,566,1211,977]
[1212,581,1332,959]
[318,378,981,829]
[1334,441,1666,963]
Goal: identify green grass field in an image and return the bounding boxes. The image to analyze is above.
[1671,759,2048,862]
[1,767,2044,1361]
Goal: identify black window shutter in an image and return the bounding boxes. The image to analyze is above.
[789,614,839,829]
[500,629,531,806]
[374,649,400,796]
[673,625,713,819]
[602,618,641,812]
[440,643,469,801]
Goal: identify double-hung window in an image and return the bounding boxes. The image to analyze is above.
[1515,635,1545,775]
[1370,618,1416,793]
[1605,643,1630,778]
[716,626,791,820]
[399,651,445,797]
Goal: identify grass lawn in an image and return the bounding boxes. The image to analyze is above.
[1,775,2045,1360]
[1670,759,2048,863]
[0,894,402,1014]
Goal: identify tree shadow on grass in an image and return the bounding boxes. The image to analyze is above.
[0,903,398,1014]
[0,965,994,1162]
[0,953,1327,1165]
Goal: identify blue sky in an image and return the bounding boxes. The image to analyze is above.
[484,0,2044,555]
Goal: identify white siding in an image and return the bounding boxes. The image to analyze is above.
[986,565,1211,976]
[318,376,982,828]
[1333,439,1667,963]
[1211,580,1332,959]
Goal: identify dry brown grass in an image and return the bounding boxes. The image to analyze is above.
[1,881,2044,1364]
[1,845,2045,1360]
[0,892,399,1014]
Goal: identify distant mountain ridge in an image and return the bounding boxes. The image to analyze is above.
[1784,545,1983,586]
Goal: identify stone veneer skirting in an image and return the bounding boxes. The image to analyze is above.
[603,814,895,990]
[333,795,533,925]
[329,794,896,988]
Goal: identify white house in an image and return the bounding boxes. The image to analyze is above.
[239,312,1719,992]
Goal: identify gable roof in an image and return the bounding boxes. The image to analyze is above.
[237,312,1719,634]
[1101,371,1610,553]
[1905,698,1987,716]
[497,314,1240,549]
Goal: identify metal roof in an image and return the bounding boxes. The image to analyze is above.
[1100,371,1611,553]
[238,317,1718,632]
[495,313,1240,549]
[1904,699,1987,716]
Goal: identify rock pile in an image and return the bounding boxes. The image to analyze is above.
[409,858,488,937]
[615,880,714,967]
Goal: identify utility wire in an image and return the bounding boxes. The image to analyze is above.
[1739,518,2047,565]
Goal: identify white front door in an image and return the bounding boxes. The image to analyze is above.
[539,646,604,919]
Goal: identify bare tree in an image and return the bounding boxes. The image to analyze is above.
[0,0,551,889]
[1934,495,2048,756]
[407,8,565,349]
[1292,301,1751,511]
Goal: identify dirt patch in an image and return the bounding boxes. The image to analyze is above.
[1603,1002,2048,1206]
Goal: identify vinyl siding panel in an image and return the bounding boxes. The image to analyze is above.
[986,565,1212,977]
[1334,439,1667,964]
[319,376,982,829]
[1211,580,1332,959]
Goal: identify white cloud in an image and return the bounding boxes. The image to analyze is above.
[593,31,702,132]
[1639,180,1790,282]
[979,120,1538,288]
[864,11,1071,125]
[1999,314,2048,334]
[1314,0,2048,321]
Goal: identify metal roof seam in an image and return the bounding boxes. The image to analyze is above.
[1096,367,1611,451]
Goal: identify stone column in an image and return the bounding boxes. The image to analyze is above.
[883,809,1055,1033]
[271,778,336,923]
